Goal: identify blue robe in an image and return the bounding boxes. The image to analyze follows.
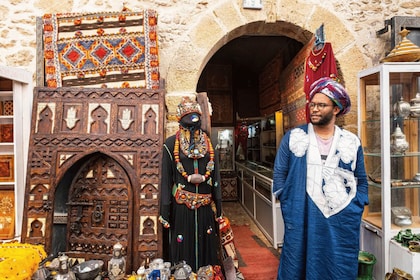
[273,124,369,280]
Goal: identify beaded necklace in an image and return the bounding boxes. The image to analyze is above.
[174,129,215,181]
[308,45,327,72]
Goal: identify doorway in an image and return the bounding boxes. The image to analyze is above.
[52,153,133,269]
[196,35,303,201]
[197,35,303,122]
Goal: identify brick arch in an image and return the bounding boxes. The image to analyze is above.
[164,2,367,131]
[165,3,364,91]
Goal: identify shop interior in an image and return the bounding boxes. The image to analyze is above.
[194,35,304,250]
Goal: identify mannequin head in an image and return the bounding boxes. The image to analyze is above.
[177,96,202,129]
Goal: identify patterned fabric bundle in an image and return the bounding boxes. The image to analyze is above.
[0,242,47,279]
[43,9,159,89]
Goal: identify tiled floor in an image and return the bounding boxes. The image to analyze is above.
[222,201,275,248]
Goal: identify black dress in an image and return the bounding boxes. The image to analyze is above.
[160,131,222,272]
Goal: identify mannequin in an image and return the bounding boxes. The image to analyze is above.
[159,96,223,272]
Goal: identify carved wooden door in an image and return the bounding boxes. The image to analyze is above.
[66,154,132,268]
[22,87,164,271]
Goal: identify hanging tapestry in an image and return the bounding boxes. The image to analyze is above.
[43,9,159,89]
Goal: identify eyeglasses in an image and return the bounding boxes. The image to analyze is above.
[308,102,334,110]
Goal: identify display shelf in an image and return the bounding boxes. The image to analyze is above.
[260,129,276,167]
[389,239,420,279]
[0,183,15,190]
[364,215,420,231]
[358,62,420,279]
[365,152,420,157]
[368,179,420,188]
[248,111,283,167]
[0,66,33,241]
[0,91,13,96]
[246,120,261,163]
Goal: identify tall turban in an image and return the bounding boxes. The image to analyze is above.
[309,77,351,116]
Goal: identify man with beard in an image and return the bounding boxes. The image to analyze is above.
[272,77,369,279]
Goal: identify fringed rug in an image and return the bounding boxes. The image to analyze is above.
[231,225,280,280]
[43,8,159,89]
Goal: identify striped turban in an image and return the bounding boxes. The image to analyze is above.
[309,77,351,116]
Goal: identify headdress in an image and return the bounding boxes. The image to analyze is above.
[309,77,351,116]
[176,96,202,121]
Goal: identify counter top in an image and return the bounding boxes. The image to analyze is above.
[236,161,273,179]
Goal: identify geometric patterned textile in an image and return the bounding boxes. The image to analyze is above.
[43,8,159,89]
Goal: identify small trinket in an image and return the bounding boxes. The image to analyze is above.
[413,173,420,182]
[191,114,200,122]
[390,124,409,154]
[207,226,213,234]
[391,207,412,227]
[393,96,411,118]
[108,242,126,280]
[410,93,420,117]
[56,253,76,280]
[177,234,184,242]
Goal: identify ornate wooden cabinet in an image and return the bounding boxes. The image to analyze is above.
[21,87,165,273]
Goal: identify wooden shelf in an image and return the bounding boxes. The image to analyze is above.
[364,215,420,231]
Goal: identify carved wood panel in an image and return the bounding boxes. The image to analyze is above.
[67,154,132,269]
[21,87,165,273]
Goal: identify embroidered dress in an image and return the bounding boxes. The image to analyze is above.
[160,132,222,272]
[273,124,369,280]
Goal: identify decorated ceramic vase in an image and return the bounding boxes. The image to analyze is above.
[390,124,409,154]
[108,242,126,280]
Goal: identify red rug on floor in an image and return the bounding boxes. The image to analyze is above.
[231,225,280,280]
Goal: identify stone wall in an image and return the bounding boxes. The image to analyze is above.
[1,0,419,135]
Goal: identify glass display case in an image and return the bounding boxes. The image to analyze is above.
[245,111,283,167]
[358,62,420,279]
[260,111,283,168]
[246,121,261,163]
[211,127,238,200]
[235,161,284,248]
[214,127,235,171]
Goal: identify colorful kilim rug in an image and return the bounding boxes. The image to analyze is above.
[43,9,159,89]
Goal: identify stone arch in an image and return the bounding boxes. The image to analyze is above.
[164,1,368,131]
